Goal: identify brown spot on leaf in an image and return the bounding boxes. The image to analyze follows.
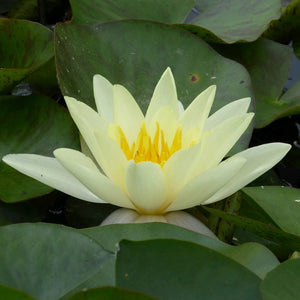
[190,74,199,83]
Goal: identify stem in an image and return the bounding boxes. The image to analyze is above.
[217,191,242,243]
[207,200,225,234]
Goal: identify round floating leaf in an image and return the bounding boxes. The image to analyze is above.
[269,80,300,121]
[24,58,60,96]
[0,94,80,202]
[55,20,254,152]
[82,222,279,279]
[203,206,300,251]
[181,0,282,43]
[260,259,300,300]
[0,223,112,300]
[263,0,300,44]
[213,38,297,127]
[70,0,195,25]
[68,286,156,300]
[242,186,300,236]
[0,284,37,300]
[116,239,262,300]
[58,255,116,300]
[0,18,53,94]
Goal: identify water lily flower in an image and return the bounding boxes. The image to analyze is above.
[3,68,290,237]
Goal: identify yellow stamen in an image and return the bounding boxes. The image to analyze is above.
[118,122,182,167]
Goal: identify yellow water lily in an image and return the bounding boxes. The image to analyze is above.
[3,68,290,235]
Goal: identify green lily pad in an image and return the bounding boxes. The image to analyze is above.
[260,259,300,300]
[212,38,293,128]
[68,286,156,300]
[0,94,79,203]
[82,222,279,279]
[0,284,37,300]
[203,206,300,251]
[180,0,282,43]
[24,58,59,96]
[269,79,300,121]
[6,0,39,21]
[55,20,254,152]
[70,0,195,25]
[59,254,116,300]
[0,223,112,300]
[263,0,300,44]
[0,18,53,94]
[116,239,262,300]
[242,186,300,236]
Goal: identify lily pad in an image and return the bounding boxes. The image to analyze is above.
[68,286,156,300]
[116,239,262,300]
[0,94,79,203]
[260,259,300,300]
[70,0,195,25]
[0,18,53,94]
[82,222,279,279]
[55,20,254,152]
[0,284,37,300]
[242,186,300,236]
[263,0,300,44]
[180,0,282,43]
[0,223,112,300]
[203,206,300,251]
[213,38,295,128]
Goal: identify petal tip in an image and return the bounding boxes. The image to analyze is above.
[162,67,175,80]
[2,154,13,163]
[64,96,78,107]
[209,84,217,91]
[276,142,292,153]
[246,112,255,121]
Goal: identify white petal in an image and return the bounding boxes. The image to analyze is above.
[113,84,144,144]
[147,106,178,145]
[194,113,253,174]
[145,67,178,122]
[2,154,101,203]
[93,74,114,123]
[135,215,167,223]
[101,208,139,225]
[205,97,251,130]
[163,142,202,201]
[54,148,135,209]
[203,143,291,204]
[182,126,201,148]
[64,96,108,168]
[125,161,167,214]
[165,156,246,212]
[179,85,216,135]
[94,131,127,191]
[164,211,217,238]
[79,134,103,172]
[178,100,184,116]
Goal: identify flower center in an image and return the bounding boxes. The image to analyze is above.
[118,122,182,167]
